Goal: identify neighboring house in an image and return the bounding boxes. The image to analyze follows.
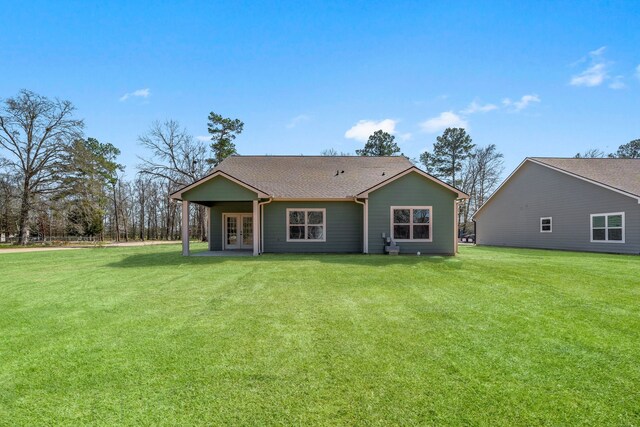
[170,156,468,256]
[473,157,640,254]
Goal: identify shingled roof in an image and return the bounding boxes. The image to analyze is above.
[474,157,640,219]
[530,157,640,198]
[171,155,467,199]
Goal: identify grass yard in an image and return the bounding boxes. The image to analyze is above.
[0,245,639,425]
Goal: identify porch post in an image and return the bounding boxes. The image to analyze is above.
[252,200,259,256]
[182,200,190,256]
[206,206,211,250]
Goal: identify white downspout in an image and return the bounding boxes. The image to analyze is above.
[354,197,368,254]
[454,199,459,254]
[258,198,273,254]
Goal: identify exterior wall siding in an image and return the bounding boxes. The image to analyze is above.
[182,176,258,202]
[209,202,253,251]
[475,161,640,254]
[367,172,457,255]
[263,201,362,253]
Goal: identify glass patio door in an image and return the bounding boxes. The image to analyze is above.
[241,215,253,249]
[224,214,253,250]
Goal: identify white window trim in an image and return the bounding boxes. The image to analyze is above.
[286,208,327,242]
[590,212,625,243]
[390,206,433,243]
[540,217,552,233]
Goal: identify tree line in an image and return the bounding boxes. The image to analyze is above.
[0,90,244,245]
[574,140,640,159]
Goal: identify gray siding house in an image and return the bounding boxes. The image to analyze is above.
[473,158,640,254]
[171,156,468,256]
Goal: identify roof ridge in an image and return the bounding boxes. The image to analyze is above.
[228,155,410,158]
[530,156,639,160]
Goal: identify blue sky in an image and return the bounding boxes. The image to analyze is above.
[2,0,639,176]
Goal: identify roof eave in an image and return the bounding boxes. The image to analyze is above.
[169,170,270,200]
[528,157,640,201]
[357,166,469,199]
[473,157,640,220]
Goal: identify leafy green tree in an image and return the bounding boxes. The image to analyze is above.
[207,113,244,166]
[420,128,475,186]
[66,202,104,237]
[58,137,122,238]
[609,139,640,158]
[418,151,436,174]
[356,130,401,156]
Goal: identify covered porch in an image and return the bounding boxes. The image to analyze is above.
[170,170,270,257]
[180,199,263,256]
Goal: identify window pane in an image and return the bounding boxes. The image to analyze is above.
[307,226,324,240]
[541,218,551,225]
[393,209,410,224]
[413,209,430,224]
[289,211,305,225]
[413,225,429,239]
[592,229,606,241]
[289,226,305,240]
[607,215,622,228]
[542,225,551,231]
[592,215,605,228]
[393,225,410,239]
[227,217,237,244]
[608,228,623,241]
[307,211,324,225]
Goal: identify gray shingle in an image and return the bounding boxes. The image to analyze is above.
[530,157,640,198]
[213,155,414,198]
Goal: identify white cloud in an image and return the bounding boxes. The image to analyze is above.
[286,114,310,129]
[570,47,609,87]
[609,75,625,90]
[120,88,151,101]
[460,101,498,114]
[419,111,467,133]
[344,119,397,141]
[571,63,608,87]
[196,135,210,142]
[503,94,540,112]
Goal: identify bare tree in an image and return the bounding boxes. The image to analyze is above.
[138,120,208,188]
[321,148,352,156]
[0,170,19,240]
[138,120,209,240]
[458,144,504,234]
[574,148,606,158]
[473,144,504,208]
[0,90,84,244]
[134,176,148,240]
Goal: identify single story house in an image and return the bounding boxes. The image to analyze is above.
[170,155,468,256]
[473,157,640,254]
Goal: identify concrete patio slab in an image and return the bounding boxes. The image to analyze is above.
[191,250,253,257]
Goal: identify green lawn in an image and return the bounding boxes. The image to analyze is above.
[0,245,639,426]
